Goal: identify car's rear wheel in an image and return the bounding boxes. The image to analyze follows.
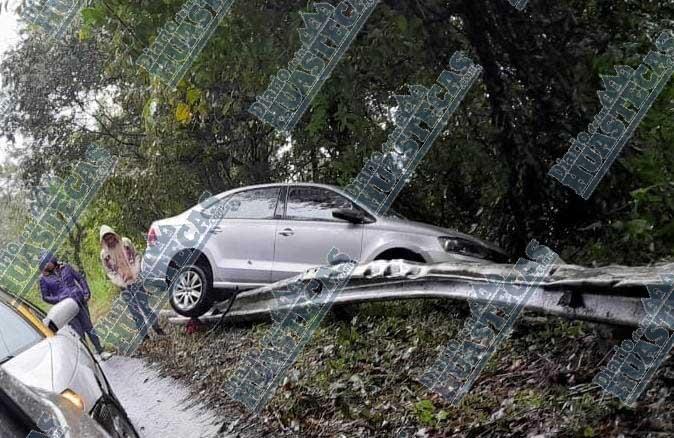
[169,265,213,317]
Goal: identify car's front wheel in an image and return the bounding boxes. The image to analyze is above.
[169,265,213,318]
[374,249,426,264]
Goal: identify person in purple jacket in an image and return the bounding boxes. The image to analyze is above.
[38,251,112,361]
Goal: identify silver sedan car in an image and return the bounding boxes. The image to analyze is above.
[145,183,508,317]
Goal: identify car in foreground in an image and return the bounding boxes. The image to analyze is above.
[145,183,509,317]
[0,290,138,437]
[0,366,109,437]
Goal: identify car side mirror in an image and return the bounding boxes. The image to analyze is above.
[332,208,367,224]
[42,298,79,332]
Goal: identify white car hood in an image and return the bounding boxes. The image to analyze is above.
[2,339,54,389]
[2,328,103,412]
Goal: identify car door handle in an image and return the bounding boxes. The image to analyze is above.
[209,226,223,234]
[279,228,294,236]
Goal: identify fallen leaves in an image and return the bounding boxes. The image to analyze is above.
[136,301,674,437]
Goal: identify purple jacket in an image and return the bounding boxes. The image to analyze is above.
[39,265,92,305]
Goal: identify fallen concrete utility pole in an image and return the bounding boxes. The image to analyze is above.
[167,259,674,328]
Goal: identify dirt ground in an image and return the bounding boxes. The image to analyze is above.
[136,300,674,437]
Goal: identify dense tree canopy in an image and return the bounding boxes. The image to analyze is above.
[1,0,673,265]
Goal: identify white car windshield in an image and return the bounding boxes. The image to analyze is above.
[0,302,43,364]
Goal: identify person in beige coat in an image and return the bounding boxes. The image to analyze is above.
[99,225,164,340]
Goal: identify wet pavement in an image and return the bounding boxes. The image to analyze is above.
[101,356,223,438]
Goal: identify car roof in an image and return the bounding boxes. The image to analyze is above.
[222,182,342,191]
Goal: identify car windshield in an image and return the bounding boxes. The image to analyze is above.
[342,191,406,219]
[0,301,43,364]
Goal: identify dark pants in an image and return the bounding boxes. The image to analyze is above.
[121,282,160,339]
[70,304,104,354]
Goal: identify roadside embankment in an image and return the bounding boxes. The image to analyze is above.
[138,301,674,437]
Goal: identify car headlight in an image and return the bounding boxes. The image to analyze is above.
[439,237,458,252]
[439,236,510,262]
[438,236,491,258]
[61,389,85,413]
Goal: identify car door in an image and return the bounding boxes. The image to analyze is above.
[203,186,282,286]
[272,185,364,281]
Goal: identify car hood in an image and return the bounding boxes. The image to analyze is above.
[2,329,103,413]
[375,216,507,256]
[0,368,110,438]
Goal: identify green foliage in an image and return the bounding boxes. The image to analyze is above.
[413,399,435,425]
[513,389,544,409]
[573,79,674,264]
[0,0,673,273]
[0,188,29,249]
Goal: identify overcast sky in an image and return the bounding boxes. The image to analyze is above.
[0,4,22,165]
[0,3,21,59]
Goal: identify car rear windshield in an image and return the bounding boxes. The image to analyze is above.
[0,302,43,364]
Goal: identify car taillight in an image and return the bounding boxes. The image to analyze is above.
[147,226,158,246]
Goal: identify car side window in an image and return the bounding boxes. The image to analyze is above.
[286,187,354,221]
[211,187,281,220]
[0,302,43,363]
[274,186,287,218]
[203,195,232,218]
